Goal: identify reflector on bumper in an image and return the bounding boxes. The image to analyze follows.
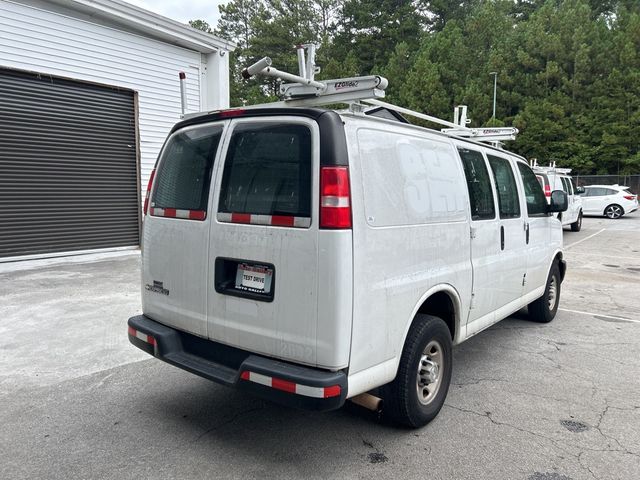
[128,326,156,346]
[240,371,342,398]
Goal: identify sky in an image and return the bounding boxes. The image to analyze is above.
[123,0,226,29]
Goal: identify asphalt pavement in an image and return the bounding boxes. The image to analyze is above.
[1,214,639,480]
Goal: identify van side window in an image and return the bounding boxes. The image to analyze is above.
[487,155,520,218]
[570,178,578,194]
[218,123,312,221]
[517,163,547,216]
[151,125,223,217]
[458,148,495,220]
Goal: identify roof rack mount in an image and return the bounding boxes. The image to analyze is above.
[238,44,518,143]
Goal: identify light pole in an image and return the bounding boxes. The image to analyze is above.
[490,72,497,119]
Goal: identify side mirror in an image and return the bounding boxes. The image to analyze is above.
[548,190,568,213]
[575,186,585,195]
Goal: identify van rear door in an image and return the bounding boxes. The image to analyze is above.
[142,122,225,338]
[206,116,351,369]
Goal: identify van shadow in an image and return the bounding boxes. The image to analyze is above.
[143,378,394,470]
[140,312,536,467]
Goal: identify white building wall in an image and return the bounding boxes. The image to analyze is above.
[0,0,205,205]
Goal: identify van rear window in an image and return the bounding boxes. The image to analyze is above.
[218,123,312,221]
[151,125,223,218]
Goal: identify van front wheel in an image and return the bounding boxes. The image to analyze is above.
[528,262,561,323]
[382,314,452,428]
[570,211,582,232]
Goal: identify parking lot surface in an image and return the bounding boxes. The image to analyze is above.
[1,214,639,480]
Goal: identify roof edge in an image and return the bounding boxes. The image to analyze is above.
[47,0,236,53]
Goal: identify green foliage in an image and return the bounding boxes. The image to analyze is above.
[190,0,640,174]
[188,19,213,33]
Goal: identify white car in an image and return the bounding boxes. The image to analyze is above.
[128,106,568,427]
[578,185,638,219]
[533,167,583,231]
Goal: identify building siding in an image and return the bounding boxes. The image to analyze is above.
[0,0,203,207]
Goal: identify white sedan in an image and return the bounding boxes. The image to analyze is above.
[578,185,638,219]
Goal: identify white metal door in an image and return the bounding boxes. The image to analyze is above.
[456,145,501,332]
[206,117,322,367]
[142,122,226,338]
[516,162,552,295]
[485,152,528,309]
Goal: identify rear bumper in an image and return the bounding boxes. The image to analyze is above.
[127,315,347,411]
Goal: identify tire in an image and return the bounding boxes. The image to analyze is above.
[604,204,623,219]
[382,314,453,428]
[570,211,583,232]
[528,262,561,323]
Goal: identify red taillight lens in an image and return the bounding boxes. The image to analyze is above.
[544,184,551,197]
[623,195,635,201]
[143,169,155,215]
[320,166,352,229]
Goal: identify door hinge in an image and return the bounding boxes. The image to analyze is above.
[522,273,527,286]
[470,226,477,239]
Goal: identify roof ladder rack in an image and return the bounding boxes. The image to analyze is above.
[238,44,519,144]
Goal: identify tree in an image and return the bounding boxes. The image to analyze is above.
[199,0,640,174]
[188,19,213,33]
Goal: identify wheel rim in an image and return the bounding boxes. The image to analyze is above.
[548,275,558,310]
[606,205,622,219]
[416,340,443,406]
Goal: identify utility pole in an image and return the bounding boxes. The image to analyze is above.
[490,72,497,119]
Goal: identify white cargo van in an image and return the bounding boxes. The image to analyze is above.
[128,105,568,427]
[533,165,583,231]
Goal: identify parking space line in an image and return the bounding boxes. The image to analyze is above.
[569,252,640,262]
[559,308,640,324]
[565,228,606,249]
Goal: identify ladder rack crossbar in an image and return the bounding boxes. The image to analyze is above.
[362,99,468,131]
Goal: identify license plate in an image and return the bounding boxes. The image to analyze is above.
[235,263,273,293]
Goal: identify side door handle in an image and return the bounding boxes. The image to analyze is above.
[500,225,505,250]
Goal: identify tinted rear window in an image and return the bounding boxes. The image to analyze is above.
[152,125,223,212]
[218,123,312,218]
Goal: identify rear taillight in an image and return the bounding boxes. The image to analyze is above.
[544,184,551,197]
[143,169,156,215]
[320,166,352,229]
[624,195,635,201]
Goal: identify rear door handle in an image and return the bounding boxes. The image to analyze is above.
[525,222,530,244]
[500,225,505,250]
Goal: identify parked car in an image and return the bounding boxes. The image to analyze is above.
[533,166,583,231]
[128,106,568,427]
[577,185,638,219]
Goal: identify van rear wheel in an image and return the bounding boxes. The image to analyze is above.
[382,314,452,428]
[527,262,561,323]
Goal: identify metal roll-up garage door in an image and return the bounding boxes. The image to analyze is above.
[0,68,140,259]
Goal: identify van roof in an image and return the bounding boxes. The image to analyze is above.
[173,106,529,164]
[585,185,628,189]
